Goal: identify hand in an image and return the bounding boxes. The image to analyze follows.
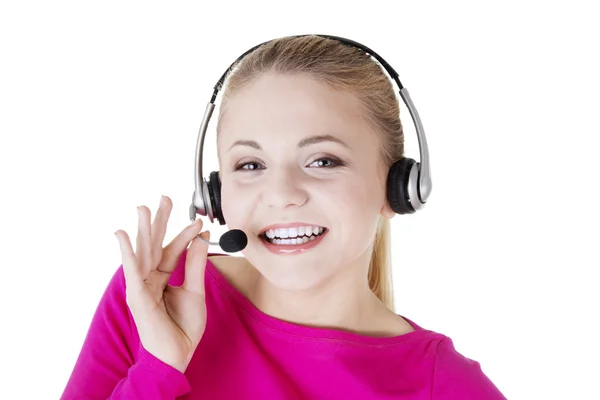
[114,195,210,373]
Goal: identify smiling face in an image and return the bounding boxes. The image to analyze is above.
[216,72,395,291]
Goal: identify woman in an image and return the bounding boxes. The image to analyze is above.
[62,35,506,399]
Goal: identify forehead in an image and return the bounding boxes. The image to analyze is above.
[217,73,378,148]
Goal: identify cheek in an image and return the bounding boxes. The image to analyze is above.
[340,173,384,211]
[318,179,380,235]
[332,175,384,240]
[311,179,363,213]
[219,181,255,226]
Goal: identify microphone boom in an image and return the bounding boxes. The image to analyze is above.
[196,228,248,253]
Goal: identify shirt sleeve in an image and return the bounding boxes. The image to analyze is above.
[431,336,507,400]
[60,265,192,399]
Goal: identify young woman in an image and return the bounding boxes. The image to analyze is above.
[62,35,506,399]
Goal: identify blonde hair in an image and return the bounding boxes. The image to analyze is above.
[216,35,405,311]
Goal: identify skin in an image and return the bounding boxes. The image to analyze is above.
[215,72,412,336]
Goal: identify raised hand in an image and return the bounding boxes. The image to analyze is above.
[114,195,211,373]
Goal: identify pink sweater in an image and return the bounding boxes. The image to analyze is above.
[61,250,506,399]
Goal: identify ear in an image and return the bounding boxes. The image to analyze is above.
[380,200,395,219]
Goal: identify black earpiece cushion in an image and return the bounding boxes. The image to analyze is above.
[208,171,225,225]
[387,158,416,214]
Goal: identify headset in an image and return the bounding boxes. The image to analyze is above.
[189,34,432,226]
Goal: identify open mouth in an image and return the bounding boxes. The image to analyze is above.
[260,227,328,245]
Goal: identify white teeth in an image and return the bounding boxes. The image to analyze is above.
[271,235,317,245]
[265,225,324,239]
[277,228,289,238]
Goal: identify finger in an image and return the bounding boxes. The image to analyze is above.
[136,206,152,276]
[150,195,173,266]
[183,230,210,296]
[115,229,142,292]
[156,218,204,275]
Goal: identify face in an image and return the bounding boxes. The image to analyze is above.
[217,73,395,291]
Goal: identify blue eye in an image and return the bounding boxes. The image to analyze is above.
[234,157,344,172]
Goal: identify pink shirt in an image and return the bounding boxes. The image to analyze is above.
[61,250,506,399]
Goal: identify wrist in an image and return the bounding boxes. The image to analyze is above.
[138,343,191,374]
[135,344,192,395]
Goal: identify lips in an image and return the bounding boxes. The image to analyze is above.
[259,227,329,254]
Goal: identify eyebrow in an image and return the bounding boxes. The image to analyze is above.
[227,134,349,152]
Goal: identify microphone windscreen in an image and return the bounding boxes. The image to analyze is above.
[219,229,248,252]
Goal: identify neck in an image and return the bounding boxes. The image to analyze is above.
[246,256,388,334]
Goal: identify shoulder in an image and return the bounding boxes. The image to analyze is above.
[431,336,507,399]
[102,263,128,305]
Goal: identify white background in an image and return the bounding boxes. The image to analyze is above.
[1,1,598,399]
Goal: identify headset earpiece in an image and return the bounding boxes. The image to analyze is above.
[207,171,225,225]
[387,157,419,214]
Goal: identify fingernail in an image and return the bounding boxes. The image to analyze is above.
[160,195,166,206]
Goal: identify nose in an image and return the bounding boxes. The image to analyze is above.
[262,165,308,209]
